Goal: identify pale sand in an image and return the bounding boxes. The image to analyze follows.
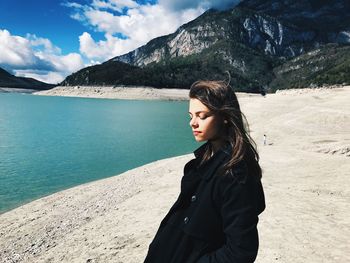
[0,87,38,93]
[33,86,191,100]
[1,87,350,262]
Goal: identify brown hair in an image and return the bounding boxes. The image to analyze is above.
[189,80,261,178]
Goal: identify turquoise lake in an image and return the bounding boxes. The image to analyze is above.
[0,93,198,214]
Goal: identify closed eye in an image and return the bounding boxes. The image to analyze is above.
[188,112,212,120]
[199,114,208,120]
[189,114,207,120]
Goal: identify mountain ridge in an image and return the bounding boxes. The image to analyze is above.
[0,67,55,91]
[61,0,350,92]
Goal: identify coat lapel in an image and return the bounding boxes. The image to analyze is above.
[194,142,232,181]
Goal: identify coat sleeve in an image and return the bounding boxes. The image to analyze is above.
[196,166,265,263]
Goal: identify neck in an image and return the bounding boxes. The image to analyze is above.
[209,139,226,155]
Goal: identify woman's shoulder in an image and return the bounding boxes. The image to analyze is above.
[183,158,198,174]
[216,159,249,183]
[213,159,265,213]
[213,158,263,197]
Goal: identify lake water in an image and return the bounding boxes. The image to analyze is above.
[0,93,198,213]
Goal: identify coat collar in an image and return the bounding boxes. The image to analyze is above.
[193,142,232,181]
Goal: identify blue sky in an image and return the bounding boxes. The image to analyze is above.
[0,1,90,53]
[0,0,239,83]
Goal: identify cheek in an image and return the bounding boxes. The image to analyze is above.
[203,119,221,136]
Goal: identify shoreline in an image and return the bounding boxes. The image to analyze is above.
[33,86,191,100]
[1,87,349,262]
[2,84,346,101]
[0,87,39,93]
[33,84,350,101]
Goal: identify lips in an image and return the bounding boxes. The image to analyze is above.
[193,131,201,135]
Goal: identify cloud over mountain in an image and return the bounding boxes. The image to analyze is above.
[67,0,241,62]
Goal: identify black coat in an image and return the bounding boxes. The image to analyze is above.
[144,143,265,263]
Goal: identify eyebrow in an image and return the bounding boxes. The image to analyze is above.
[188,111,211,115]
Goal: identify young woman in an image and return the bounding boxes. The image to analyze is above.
[144,80,265,263]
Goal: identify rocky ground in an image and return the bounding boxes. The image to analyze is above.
[34,86,190,100]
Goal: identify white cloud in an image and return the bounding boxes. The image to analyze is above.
[14,70,66,84]
[0,29,39,68]
[159,0,241,11]
[36,52,84,73]
[68,0,242,62]
[91,0,138,12]
[0,29,84,84]
[26,34,62,54]
[72,2,204,61]
[79,32,130,61]
[63,2,84,9]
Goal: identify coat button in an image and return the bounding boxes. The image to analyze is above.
[184,217,189,224]
[191,195,197,202]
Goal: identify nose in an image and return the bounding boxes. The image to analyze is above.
[189,116,198,127]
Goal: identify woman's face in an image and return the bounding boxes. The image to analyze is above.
[189,98,224,142]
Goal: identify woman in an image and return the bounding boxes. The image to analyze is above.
[144,80,265,263]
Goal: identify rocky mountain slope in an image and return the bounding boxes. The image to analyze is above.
[270,44,350,90]
[0,67,55,91]
[62,0,350,92]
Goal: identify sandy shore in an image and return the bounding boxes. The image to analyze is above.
[0,87,38,93]
[34,86,191,100]
[1,87,349,262]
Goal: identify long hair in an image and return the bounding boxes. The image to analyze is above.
[189,80,261,178]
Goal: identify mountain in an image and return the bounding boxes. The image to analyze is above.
[239,0,350,33]
[269,43,350,91]
[0,67,55,90]
[62,0,350,92]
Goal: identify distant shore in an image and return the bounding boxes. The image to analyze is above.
[0,87,38,93]
[33,86,191,100]
[32,84,350,101]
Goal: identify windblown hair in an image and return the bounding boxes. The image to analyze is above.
[189,80,261,178]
